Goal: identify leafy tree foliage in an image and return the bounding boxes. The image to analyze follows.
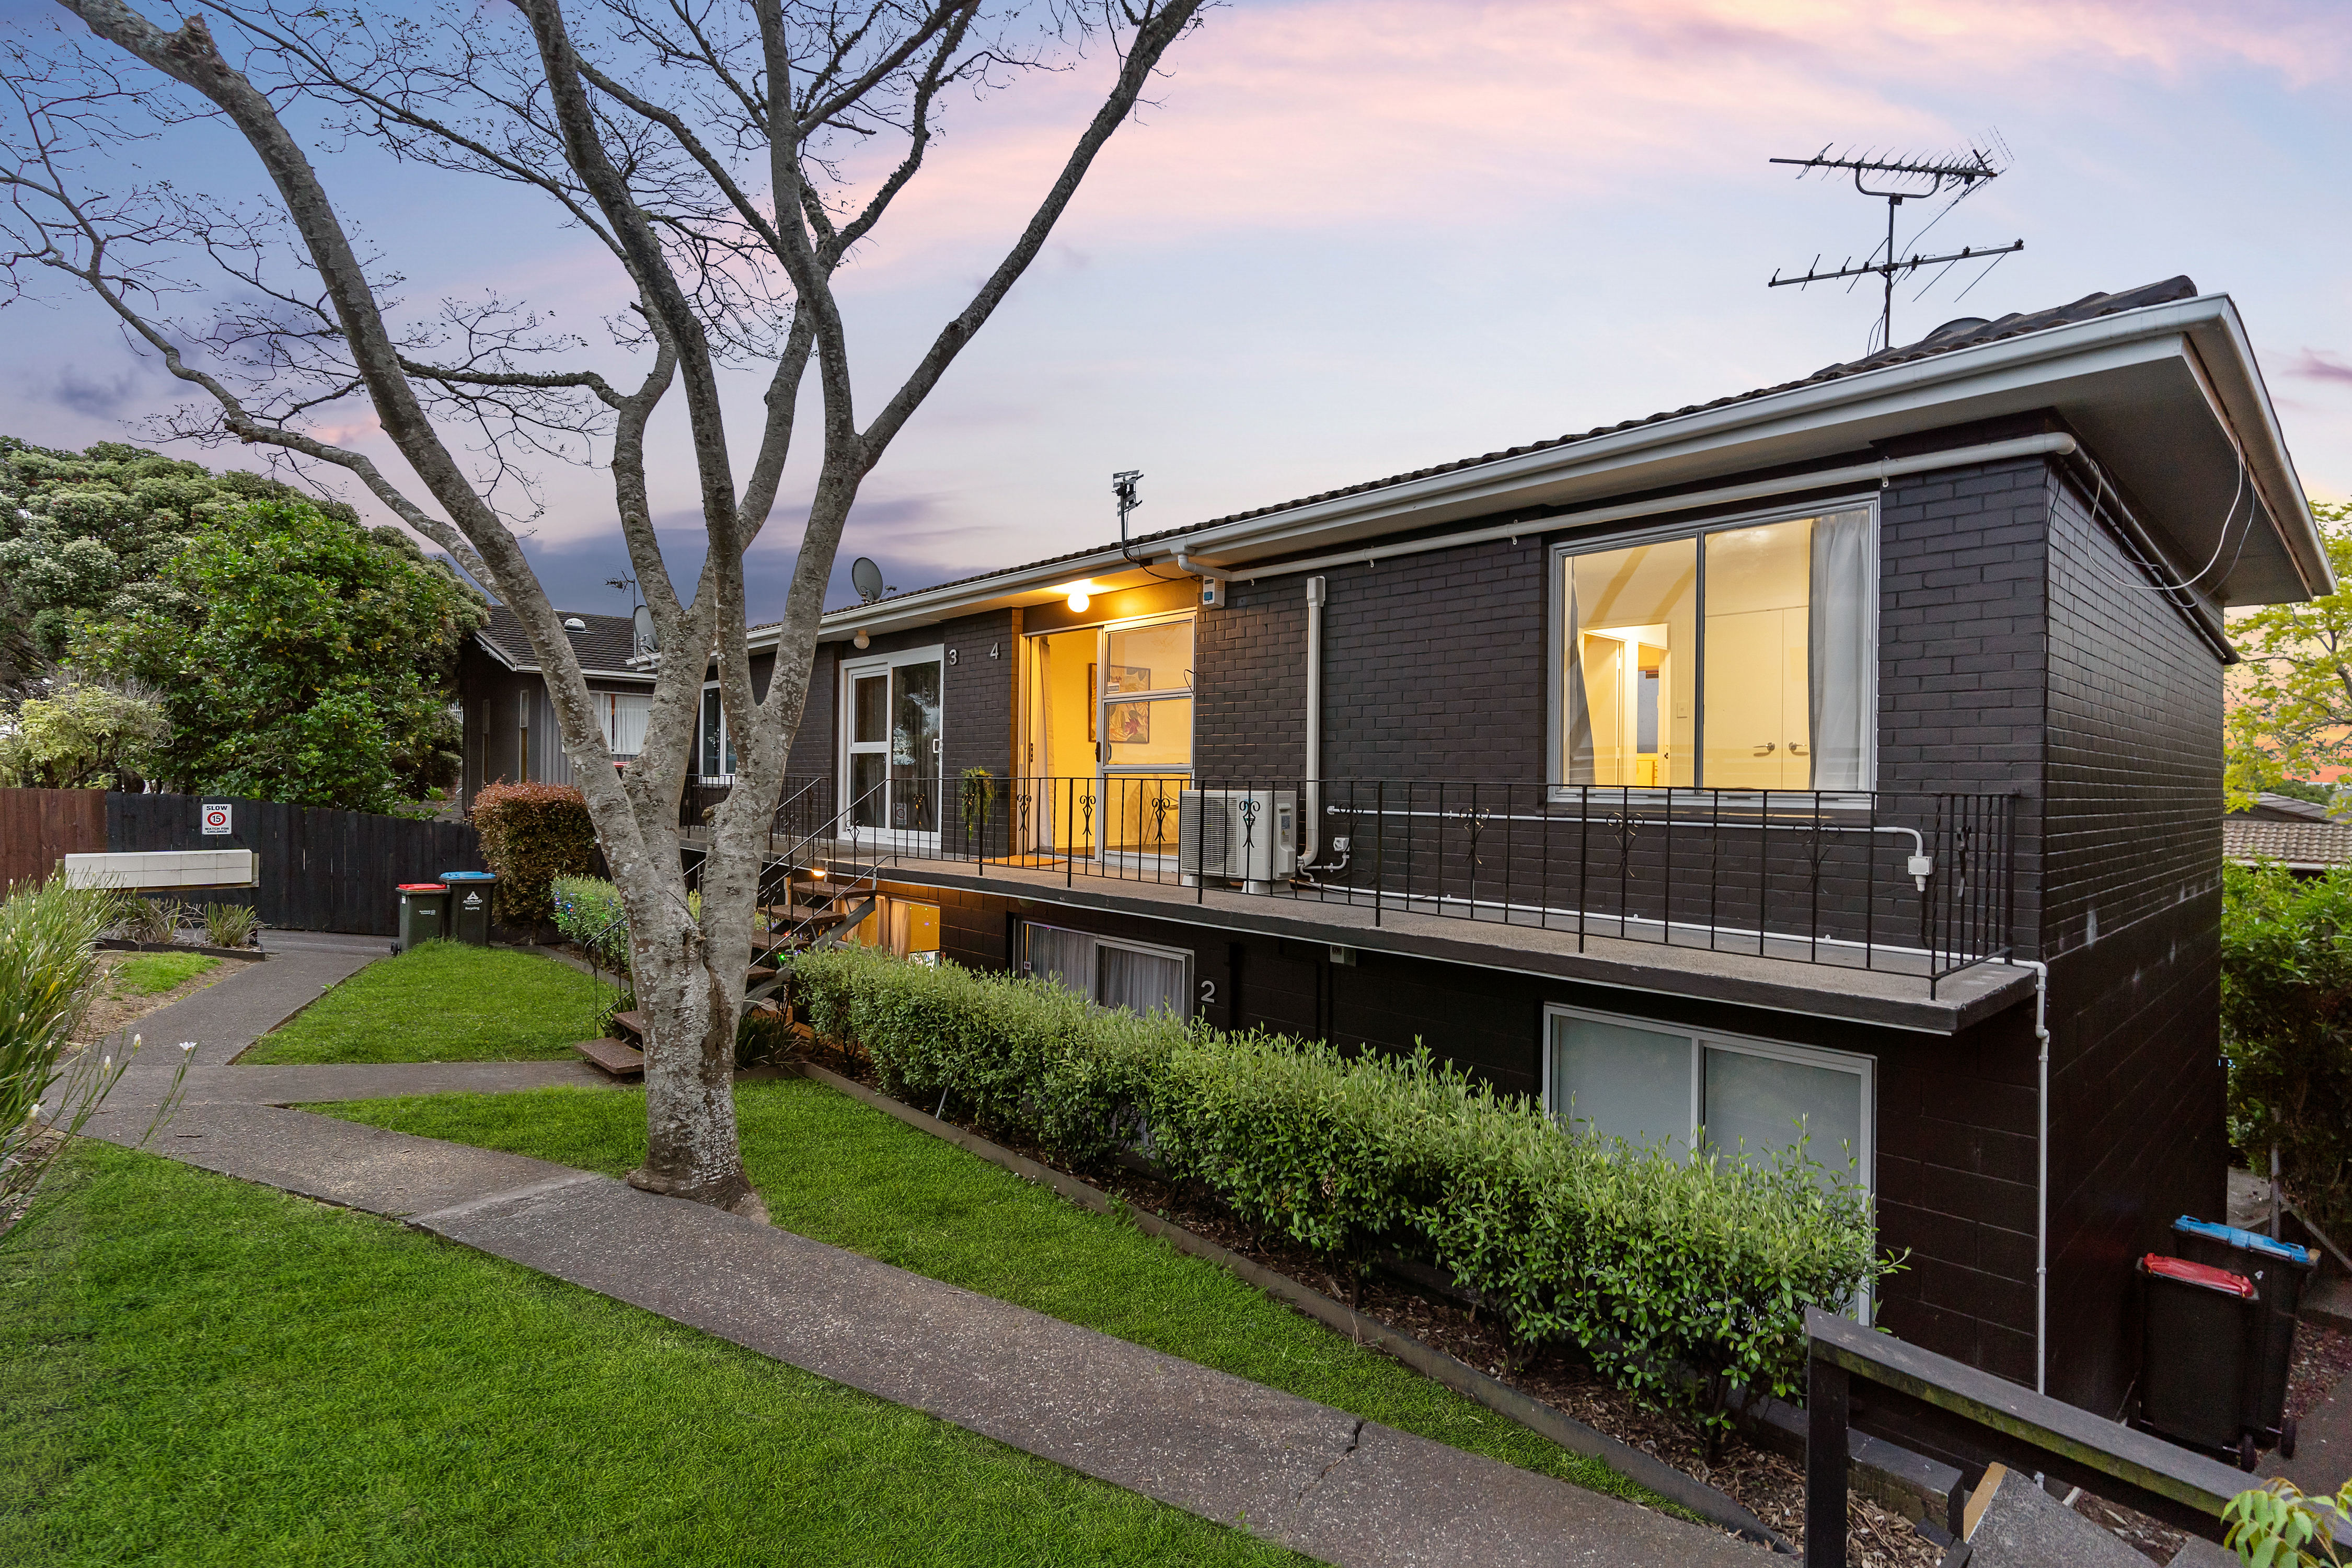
[0,674,166,788]
[2227,501,2352,806]
[73,499,486,812]
[0,436,363,695]
[2220,860,2352,1237]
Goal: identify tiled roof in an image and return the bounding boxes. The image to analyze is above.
[2224,817,2352,868]
[479,604,649,675]
[827,276,2203,616]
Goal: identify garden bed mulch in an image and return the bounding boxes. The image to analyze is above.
[783,1038,1941,1565]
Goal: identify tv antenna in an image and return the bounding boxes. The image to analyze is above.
[850,556,892,605]
[1767,139,2023,354]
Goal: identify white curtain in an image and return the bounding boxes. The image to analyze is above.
[1098,944,1186,1017]
[605,693,650,757]
[1562,571,1597,783]
[1025,924,1094,997]
[1807,509,1874,790]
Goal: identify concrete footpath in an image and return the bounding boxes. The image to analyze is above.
[75,1053,1769,1568]
[103,929,391,1065]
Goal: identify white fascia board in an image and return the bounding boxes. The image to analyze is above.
[816,292,2319,634]
[2182,302,2330,595]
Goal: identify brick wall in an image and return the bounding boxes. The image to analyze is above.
[1196,536,1548,783]
[2036,462,2230,1411]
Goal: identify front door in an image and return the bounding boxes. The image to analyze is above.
[1022,613,1195,859]
[842,648,943,842]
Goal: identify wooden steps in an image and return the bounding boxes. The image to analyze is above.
[571,1037,644,1078]
[610,1009,649,1045]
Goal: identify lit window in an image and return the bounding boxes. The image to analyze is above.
[1559,507,1873,790]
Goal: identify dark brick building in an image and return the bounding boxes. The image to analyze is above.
[500,279,2330,1416]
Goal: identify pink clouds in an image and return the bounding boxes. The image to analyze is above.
[814,0,2350,278]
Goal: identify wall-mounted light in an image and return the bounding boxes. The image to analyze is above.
[852,628,870,649]
[1059,580,1095,614]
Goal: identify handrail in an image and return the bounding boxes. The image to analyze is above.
[1801,1306,2324,1563]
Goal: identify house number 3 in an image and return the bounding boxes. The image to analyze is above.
[948,648,959,664]
[1198,979,1216,1008]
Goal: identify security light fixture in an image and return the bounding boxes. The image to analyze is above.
[1060,580,1095,614]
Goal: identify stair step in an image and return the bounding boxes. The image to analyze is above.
[609,1009,648,1043]
[746,965,778,985]
[571,1038,644,1078]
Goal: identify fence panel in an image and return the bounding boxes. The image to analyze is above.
[0,787,108,888]
[103,791,485,937]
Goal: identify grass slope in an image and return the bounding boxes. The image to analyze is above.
[319,1079,1663,1511]
[241,941,614,1064]
[0,1143,1304,1568]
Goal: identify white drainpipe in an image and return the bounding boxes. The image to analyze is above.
[1305,575,1327,860]
[2015,957,2053,1395]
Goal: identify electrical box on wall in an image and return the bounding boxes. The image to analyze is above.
[1197,575,1225,609]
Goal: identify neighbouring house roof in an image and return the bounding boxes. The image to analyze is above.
[2235,792,2337,823]
[790,276,2319,647]
[474,605,652,681]
[2224,813,2352,870]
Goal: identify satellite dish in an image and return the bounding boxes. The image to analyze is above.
[631,603,656,654]
[851,556,890,605]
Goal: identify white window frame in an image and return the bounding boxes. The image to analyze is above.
[1544,497,1880,800]
[1020,920,1194,1017]
[840,643,946,848]
[599,690,651,760]
[1540,1000,1877,1320]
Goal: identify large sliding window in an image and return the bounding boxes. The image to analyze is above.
[1542,1004,1872,1194]
[1557,505,1874,791]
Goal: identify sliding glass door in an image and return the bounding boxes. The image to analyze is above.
[1022,613,1194,860]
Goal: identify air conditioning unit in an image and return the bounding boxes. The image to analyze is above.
[1177,790,1296,892]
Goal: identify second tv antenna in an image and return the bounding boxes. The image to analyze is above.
[1767,140,2023,354]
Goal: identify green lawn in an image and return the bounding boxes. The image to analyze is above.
[317,1079,1663,1512]
[240,941,614,1064]
[109,950,218,997]
[1,1143,1306,1567]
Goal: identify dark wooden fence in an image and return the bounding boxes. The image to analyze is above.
[101,792,486,937]
[0,787,108,889]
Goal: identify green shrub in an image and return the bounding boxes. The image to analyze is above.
[551,875,629,965]
[200,900,261,949]
[471,781,595,927]
[2222,860,2352,1237]
[792,945,1889,1426]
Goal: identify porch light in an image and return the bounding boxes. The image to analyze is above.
[1060,580,1094,613]
[852,628,870,649]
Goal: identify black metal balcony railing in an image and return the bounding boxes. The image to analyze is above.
[680,774,2018,994]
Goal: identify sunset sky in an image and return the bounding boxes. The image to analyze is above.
[3,0,2347,617]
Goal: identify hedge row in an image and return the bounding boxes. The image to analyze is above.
[791,944,1892,1424]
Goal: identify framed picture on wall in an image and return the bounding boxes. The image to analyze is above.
[1103,663,1152,694]
[1104,700,1152,745]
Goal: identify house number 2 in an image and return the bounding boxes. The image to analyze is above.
[1198,979,1216,1008]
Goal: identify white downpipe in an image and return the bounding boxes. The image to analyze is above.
[2017,957,2053,1395]
[1305,575,1327,859]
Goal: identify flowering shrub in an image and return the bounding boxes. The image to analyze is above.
[792,943,1892,1427]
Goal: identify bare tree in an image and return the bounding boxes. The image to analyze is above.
[2,0,1203,1215]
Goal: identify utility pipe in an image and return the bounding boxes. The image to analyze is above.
[2013,957,2053,1396]
[1305,576,1326,860]
[1188,432,2080,582]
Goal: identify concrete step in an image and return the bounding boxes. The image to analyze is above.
[1958,1463,2149,1567]
[570,1038,644,1079]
